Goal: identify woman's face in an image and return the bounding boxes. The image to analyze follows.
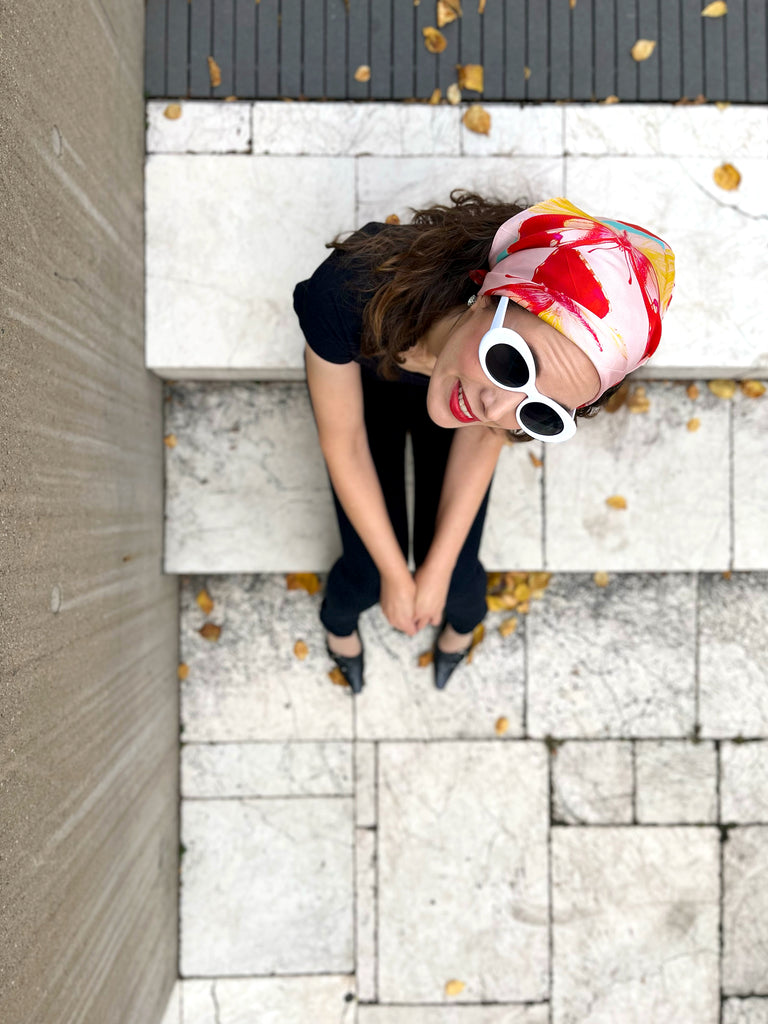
[425,295,601,432]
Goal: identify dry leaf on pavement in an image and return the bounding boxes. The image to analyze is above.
[593,572,610,587]
[328,666,348,687]
[423,26,448,52]
[285,572,322,594]
[740,380,766,398]
[701,1,727,16]
[446,82,462,104]
[687,418,701,432]
[293,640,309,660]
[196,588,214,614]
[707,379,736,399]
[437,0,462,27]
[627,386,650,413]
[164,103,182,119]
[199,622,222,641]
[687,383,700,400]
[495,716,509,734]
[354,65,371,82]
[418,650,434,667]
[713,162,741,190]
[630,39,656,61]
[462,104,491,134]
[457,63,484,91]
[606,495,627,509]
[498,617,518,637]
[207,56,222,87]
[164,433,177,447]
[385,213,401,223]
[428,87,442,104]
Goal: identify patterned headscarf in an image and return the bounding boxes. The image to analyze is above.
[471,197,676,405]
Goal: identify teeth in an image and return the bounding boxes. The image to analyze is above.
[458,382,472,418]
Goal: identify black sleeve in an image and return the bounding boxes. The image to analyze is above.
[292,222,385,364]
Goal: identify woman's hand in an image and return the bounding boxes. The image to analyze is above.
[413,560,453,632]
[380,570,418,636]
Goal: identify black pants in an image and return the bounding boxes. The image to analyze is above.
[318,367,493,637]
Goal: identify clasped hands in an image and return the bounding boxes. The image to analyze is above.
[379,560,452,636]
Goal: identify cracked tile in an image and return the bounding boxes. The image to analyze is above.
[636,740,717,824]
[722,826,768,995]
[180,976,356,1023]
[146,100,251,153]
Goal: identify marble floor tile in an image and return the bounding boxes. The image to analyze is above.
[721,741,768,823]
[181,976,356,1024]
[356,156,564,225]
[165,383,340,574]
[698,573,768,737]
[722,826,768,995]
[252,101,461,156]
[733,385,768,569]
[526,573,697,738]
[635,739,718,824]
[179,574,353,742]
[377,741,549,1004]
[355,826,377,1003]
[460,104,564,156]
[479,441,543,570]
[180,797,354,976]
[551,740,633,824]
[160,981,181,1024]
[723,998,768,1024]
[544,382,730,571]
[146,100,252,154]
[565,156,768,378]
[357,1008,550,1023]
[145,154,354,378]
[552,827,720,1024]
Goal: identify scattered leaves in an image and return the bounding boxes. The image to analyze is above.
[687,383,700,400]
[177,662,189,680]
[708,379,736,399]
[465,622,485,664]
[196,588,214,614]
[354,65,371,82]
[740,380,766,398]
[687,418,701,432]
[207,56,222,87]
[328,666,348,687]
[630,39,656,61]
[446,82,462,104]
[462,104,491,134]
[604,381,629,412]
[294,640,309,660]
[529,452,543,468]
[285,572,322,594]
[385,213,401,224]
[164,103,182,120]
[713,162,741,190]
[418,650,434,667]
[437,0,462,27]
[423,26,448,52]
[445,979,466,997]
[428,87,442,104]
[627,386,650,413]
[457,63,484,92]
[495,715,509,734]
[606,495,627,509]
[593,571,610,587]
[199,622,222,641]
[602,95,620,104]
[498,616,518,637]
[164,433,177,447]
[701,1,727,16]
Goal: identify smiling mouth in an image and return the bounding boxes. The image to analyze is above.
[449,379,478,423]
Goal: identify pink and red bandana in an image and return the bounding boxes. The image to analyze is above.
[471,197,676,405]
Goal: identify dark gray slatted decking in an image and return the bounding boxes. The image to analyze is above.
[145,0,768,102]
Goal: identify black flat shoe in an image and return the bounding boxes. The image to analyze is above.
[325,640,365,695]
[433,639,473,690]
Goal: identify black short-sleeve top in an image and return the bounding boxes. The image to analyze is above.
[292,221,431,387]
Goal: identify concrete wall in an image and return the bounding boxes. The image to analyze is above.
[0,3,178,1022]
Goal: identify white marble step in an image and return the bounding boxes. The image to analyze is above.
[145,101,768,382]
[164,378,768,573]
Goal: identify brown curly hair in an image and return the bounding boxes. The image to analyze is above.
[326,189,624,443]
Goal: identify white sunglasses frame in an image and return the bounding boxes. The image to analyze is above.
[477,294,577,443]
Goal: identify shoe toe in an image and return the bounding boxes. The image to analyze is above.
[326,643,365,694]
[433,646,471,689]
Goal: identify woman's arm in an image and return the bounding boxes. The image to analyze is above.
[304,344,418,634]
[413,424,505,629]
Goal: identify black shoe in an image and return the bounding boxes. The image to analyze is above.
[325,638,365,695]
[433,637,473,690]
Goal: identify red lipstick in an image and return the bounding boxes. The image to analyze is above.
[449,379,479,423]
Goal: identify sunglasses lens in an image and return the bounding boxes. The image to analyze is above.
[519,402,565,437]
[485,342,529,389]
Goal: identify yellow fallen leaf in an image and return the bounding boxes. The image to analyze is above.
[294,640,309,660]
[423,26,448,52]
[701,1,727,15]
[687,383,700,400]
[207,56,222,87]
[495,715,509,734]
[462,104,491,134]
[471,623,485,647]
[504,571,529,587]
[437,0,462,27]
[713,162,741,190]
[708,379,736,399]
[528,572,552,590]
[354,64,371,82]
[164,103,182,120]
[385,213,401,224]
[593,571,609,587]
[196,588,214,615]
[529,452,543,468]
[606,495,627,509]
[604,382,629,412]
[516,601,530,614]
[486,595,510,612]
[417,650,434,667]
[446,82,462,105]
[285,572,322,595]
[224,95,237,102]
[570,0,577,7]
[740,380,766,398]
[687,417,701,432]
[498,616,518,637]
[445,979,466,996]
[428,87,442,104]
[514,582,531,602]
[630,39,656,61]
[164,433,177,447]
[177,662,189,680]
[602,94,620,104]
[199,621,222,641]
[328,666,348,687]
[715,101,731,110]
[722,570,732,579]
[523,65,531,79]
[478,0,486,11]
[457,63,484,92]
[486,571,503,590]
[627,386,650,413]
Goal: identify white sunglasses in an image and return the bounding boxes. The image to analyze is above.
[477,294,577,443]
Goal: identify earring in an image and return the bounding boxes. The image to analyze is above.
[467,294,477,306]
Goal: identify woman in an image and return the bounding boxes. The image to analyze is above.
[292,193,675,694]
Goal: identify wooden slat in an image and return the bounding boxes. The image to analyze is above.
[593,0,616,100]
[526,1,548,100]
[326,0,348,98]
[166,0,189,97]
[212,0,235,97]
[234,0,256,99]
[414,0,437,100]
[637,0,659,101]
[279,0,301,97]
[746,0,768,102]
[256,0,279,97]
[503,0,527,100]
[392,0,415,99]
[681,0,704,99]
[370,0,393,98]
[571,0,594,101]
[436,1,461,100]
[724,0,747,101]
[615,0,638,102]
[145,0,167,97]
[702,4,726,102]
[480,0,504,100]
[659,0,682,101]
[189,0,213,96]
[302,0,324,97]
[549,0,571,100]
[348,0,371,100]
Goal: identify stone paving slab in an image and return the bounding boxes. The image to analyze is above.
[145,100,768,381]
